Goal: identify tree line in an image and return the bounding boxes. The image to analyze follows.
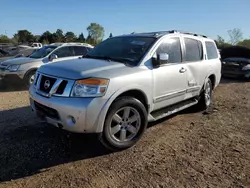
[0,22,112,46]
[216,28,250,49]
[0,26,249,49]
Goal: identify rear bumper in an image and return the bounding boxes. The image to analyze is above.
[29,85,107,133]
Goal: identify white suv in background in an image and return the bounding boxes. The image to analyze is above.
[0,43,94,86]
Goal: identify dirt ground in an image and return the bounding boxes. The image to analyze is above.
[0,78,249,188]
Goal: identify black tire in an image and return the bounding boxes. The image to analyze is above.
[100,96,148,151]
[196,78,213,111]
[24,70,36,87]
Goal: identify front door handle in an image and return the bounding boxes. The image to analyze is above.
[179,67,187,73]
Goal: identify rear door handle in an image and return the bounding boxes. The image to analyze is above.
[179,67,187,73]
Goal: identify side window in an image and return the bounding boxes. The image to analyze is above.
[205,41,218,60]
[73,46,88,56]
[156,37,182,63]
[184,38,203,62]
[53,47,74,58]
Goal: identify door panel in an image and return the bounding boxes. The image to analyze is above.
[181,37,206,99]
[153,64,187,110]
[151,36,188,111]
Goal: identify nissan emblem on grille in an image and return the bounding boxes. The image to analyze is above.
[44,80,50,89]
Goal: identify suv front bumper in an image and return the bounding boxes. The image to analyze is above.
[0,68,25,79]
[29,85,107,133]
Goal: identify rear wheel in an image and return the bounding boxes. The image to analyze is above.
[196,78,213,111]
[100,97,148,151]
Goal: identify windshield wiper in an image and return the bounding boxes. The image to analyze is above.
[83,55,134,65]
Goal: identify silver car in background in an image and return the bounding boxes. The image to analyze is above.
[0,43,93,86]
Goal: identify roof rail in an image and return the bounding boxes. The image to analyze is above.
[61,42,93,47]
[168,30,207,38]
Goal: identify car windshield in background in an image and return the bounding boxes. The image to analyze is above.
[29,45,58,59]
[86,36,156,65]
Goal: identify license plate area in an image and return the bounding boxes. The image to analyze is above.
[34,101,60,120]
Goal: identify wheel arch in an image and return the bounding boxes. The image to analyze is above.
[95,87,150,133]
[208,74,216,89]
[23,68,38,80]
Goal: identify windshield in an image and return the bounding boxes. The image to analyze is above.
[86,36,156,65]
[29,45,58,59]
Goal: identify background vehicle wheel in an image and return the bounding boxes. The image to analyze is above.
[100,97,148,151]
[196,78,213,111]
[24,70,36,87]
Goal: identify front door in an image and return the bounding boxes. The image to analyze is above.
[152,37,187,111]
[50,46,76,63]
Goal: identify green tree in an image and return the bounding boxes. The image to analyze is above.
[0,35,12,43]
[42,39,49,45]
[215,35,231,49]
[54,29,64,42]
[86,35,95,45]
[238,39,250,49]
[109,33,113,38]
[228,28,243,45]
[65,31,77,42]
[14,30,34,43]
[87,23,104,44]
[78,33,85,42]
[39,31,53,43]
[33,35,40,42]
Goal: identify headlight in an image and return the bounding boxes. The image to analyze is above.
[242,65,250,71]
[7,64,20,72]
[71,78,109,97]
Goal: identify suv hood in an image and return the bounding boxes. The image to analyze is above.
[38,58,144,80]
[1,57,39,66]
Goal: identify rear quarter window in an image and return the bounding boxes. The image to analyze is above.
[205,41,219,60]
[184,38,203,62]
[73,46,88,56]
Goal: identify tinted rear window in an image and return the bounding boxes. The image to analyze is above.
[184,38,203,62]
[74,46,88,56]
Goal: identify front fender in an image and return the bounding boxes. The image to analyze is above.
[94,84,150,133]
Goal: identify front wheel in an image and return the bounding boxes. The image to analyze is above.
[24,70,36,87]
[100,97,148,151]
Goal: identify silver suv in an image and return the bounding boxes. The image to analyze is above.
[29,30,221,150]
[0,43,93,86]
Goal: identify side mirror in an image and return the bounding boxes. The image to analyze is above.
[49,54,58,61]
[152,53,169,68]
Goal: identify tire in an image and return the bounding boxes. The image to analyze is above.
[100,96,148,151]
[196,78,213,111]
[24,70,36,87]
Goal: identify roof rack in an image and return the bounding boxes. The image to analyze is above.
[61,42,93,47]
[168,30,207,38]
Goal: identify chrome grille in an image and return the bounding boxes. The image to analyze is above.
[40,75,57,93]
[35,73,75,97]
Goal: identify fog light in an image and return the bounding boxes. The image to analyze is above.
[67,116,76,126]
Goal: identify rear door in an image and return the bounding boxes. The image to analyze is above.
[181,36,205,99]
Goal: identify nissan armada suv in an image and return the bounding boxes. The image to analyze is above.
[29,30,221,151]
[0,43,93,86]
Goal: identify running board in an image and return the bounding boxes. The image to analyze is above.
[150,98,198,121]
